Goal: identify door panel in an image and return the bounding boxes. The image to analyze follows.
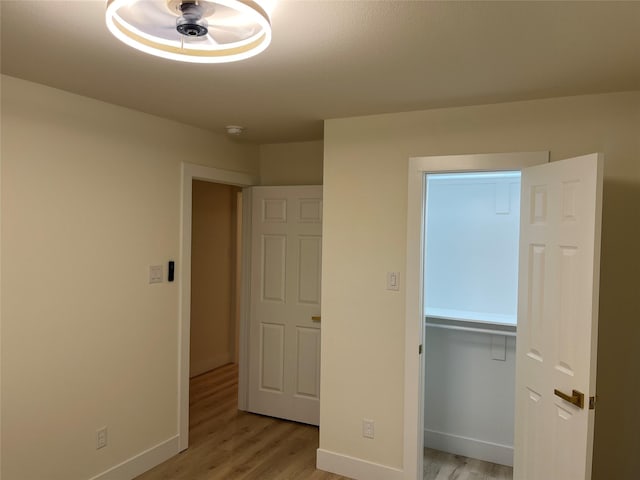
[298,236,322,304]
[523,388,543,479]
[296,326,321,398]
[515,153,603,479]
[260,323,285,392]
[262,235,286,302]
[526,243,546,362]
[248,186,323,425]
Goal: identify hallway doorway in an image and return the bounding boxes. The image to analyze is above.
[189,181,242,378]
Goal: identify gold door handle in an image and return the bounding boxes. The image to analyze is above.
[554,389,584,409]
[312,315,321,322]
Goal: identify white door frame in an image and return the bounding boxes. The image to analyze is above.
[178,162,258,451]
[403,152,549,479]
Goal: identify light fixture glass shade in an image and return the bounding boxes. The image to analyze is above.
[105,0,272,63]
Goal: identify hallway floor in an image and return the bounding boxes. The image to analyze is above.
[423,447,513,480]
[135,363,348,480]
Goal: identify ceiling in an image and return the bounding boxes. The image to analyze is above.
[2,1,639,144]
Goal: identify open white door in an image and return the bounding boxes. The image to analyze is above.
[247,186,322,425]
[514,153,603,479]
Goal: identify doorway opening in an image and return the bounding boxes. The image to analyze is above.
[189,181,243,442]
[169,166,329,478]
[190,181,242,377]
[407,152,602,480]
[422,171,520,478]
[178,163,257,450]
[402,152,549,480]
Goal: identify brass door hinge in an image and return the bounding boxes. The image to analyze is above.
[589,396,597,410]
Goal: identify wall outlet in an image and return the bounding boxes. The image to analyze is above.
[362,419,375,439]
[96,426,108,450]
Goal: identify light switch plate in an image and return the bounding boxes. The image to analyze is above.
[386,271,400,291]
[149,265,163,284]
[96,426,108,449]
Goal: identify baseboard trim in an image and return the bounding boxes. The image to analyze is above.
[316,448,403,480]
[424,428,513,467]
[190,353,232,378]
[88,435,179,480]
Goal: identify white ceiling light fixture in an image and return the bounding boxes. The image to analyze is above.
[105,0,272,63]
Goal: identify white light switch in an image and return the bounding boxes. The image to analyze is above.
[386,271,400,291]
[96,426,108,449]
[149,265,163,284]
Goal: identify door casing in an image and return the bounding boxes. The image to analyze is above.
[178,163,257,451]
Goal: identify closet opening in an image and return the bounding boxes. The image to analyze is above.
[422,171,520,476]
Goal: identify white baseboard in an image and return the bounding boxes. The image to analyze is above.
[190,353,231,378]
[424,428,513,467]
[316,448,403,480]
[88,435,179,480]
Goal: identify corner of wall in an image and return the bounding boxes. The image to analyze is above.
[258,140,324,185]
[87,436,179,480]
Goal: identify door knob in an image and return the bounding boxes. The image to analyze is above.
[554,388,584,409]
[312,315,321,322]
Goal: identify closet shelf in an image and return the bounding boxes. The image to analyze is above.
[424,315,517,337]
[424,307,516,326]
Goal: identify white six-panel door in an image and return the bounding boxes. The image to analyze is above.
[248,186,322,425]
[514,153,603,479]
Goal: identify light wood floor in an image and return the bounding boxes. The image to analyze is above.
[424,447,513,480]
[135,363,349,480]
[135,363,511,480]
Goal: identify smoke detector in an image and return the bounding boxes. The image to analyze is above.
[225,125,245,136]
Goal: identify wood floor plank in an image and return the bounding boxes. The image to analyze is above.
[135,364,348,480]
[423,447,513,480]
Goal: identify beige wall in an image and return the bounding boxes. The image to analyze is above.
[320,91,640,478]
[190,181,240,377]
[2,73,637,480]
[0,75,259,480]
[259,140,323,185]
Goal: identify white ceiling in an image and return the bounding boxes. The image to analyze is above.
[2,1,639,143]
